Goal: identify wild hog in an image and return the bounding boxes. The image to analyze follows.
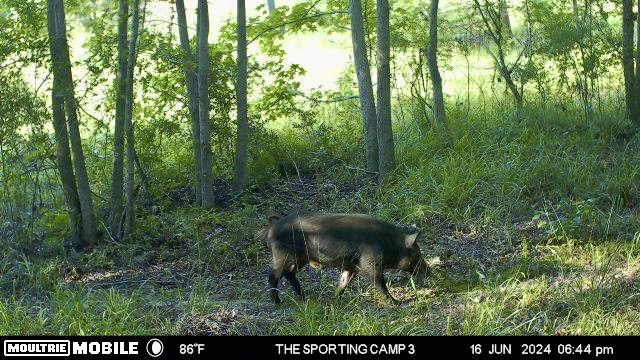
[266,213,429,304]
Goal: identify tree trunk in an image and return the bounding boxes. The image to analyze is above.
[348,0,378,178]
[233,0,249,192]
[623,0,637,124]
[426,0,446,127]
[110,0,128,239]
[197,0,215,208]
[497,46,522,107]
[49,0,98,246]
[0,140,15,222]
[497,0,512,38]
[572,0,592,124]
[124,0,141,239]
[176,0,203,205]
[52,81,83,247]
[46,0,82,247]
[376,0,395,182]
[635,0,640,127]
[267,0,276,13]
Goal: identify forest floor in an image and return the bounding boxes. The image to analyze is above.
[3,111,640,335]
[4,174,638,335]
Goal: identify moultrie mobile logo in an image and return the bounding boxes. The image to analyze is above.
[3,340,141,357]
[4,340,70,357]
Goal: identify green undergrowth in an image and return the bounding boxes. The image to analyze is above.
[1,102,640,335]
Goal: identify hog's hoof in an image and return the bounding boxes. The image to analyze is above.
[271,292,282,306]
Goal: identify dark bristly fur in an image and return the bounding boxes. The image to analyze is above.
[266,213,429,305]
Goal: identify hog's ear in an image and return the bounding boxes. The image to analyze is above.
[405,231,420,247]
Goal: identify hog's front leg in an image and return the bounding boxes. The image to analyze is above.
[284,272,305,301]
[269,268,283,305]
[372,267,399,305]
[361,254,399,305]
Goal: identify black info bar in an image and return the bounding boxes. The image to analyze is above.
[1,336,637,359]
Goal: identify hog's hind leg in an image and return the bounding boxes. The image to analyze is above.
[335,269,357,297]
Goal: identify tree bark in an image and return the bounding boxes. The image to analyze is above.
[376,0,395,182]
[623,0,637,124]
[497,0,512,38]
[0,140,15,221]
[47,0,82,247]
[110,0,128,239]
[233,0,249,192]
[124,0,141,239]
[197,0,215,208]
[635,0,640,127]
[48,0,98,246]
[426,0,446,127]
[348,0,378,177]
[572,0,592,123]
[176,0,203,205]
